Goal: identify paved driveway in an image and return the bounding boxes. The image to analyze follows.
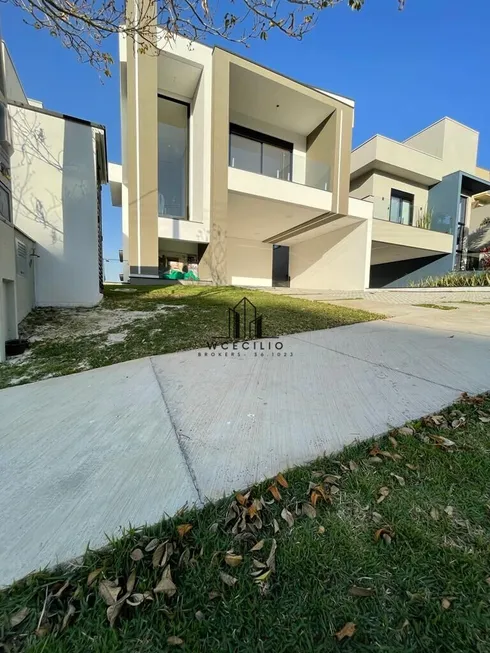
[1,316,490,585]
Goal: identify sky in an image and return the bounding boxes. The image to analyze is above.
[2,0,490,280]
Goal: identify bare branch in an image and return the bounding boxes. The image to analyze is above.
[4,0,407,75]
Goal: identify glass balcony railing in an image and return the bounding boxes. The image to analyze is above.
[228,128,332,192]
[366,196,454,234]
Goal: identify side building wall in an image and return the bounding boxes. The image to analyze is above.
[10,104,102,307]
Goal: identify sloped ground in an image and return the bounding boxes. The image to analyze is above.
[1,393,490,652]
[0,285,382,389]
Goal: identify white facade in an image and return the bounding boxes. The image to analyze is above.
[10,103,106,307]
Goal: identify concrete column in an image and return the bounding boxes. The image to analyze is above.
[126,0,159,278]
[200,49,230,284]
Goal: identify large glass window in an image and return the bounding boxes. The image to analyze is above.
[389,189,414,225]
[229,124,292,181]
[158,96,189,219]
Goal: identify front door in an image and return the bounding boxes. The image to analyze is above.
[272,245,290,287]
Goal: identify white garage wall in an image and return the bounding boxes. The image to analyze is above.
[227,237,272,286]
[10,104,102,307]
[289,221,369,290]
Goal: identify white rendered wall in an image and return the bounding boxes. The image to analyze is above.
[10,105,102,307]
[289,221,369,290]
[227,237,272,287]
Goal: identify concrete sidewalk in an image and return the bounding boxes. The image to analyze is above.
[1,319,490,585]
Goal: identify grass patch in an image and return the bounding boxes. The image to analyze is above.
[413,303,459,311]
[410,271,490,287]
[447,301,490,306]
[0,285,383,389]
[2,393,490,652]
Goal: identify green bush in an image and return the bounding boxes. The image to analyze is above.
[410,271,490,288]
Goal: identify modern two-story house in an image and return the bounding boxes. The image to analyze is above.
[110,24,374,290]
[350,118,490,287]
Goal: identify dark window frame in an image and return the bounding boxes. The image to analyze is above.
[229,123,293,180]
[389,189,414,226]
[157,93,191,220]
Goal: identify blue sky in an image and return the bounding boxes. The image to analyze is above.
[3,0,489,280]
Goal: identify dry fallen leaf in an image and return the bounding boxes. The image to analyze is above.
[349,586,375,597]
[236,492,248,506]
[209,522,219,534]
[368,456,383,465]
[209,590,221,600]
[167,636,184,646]
[10,607,29,628]
[154,566,177,597]
[406,463,418,471]
[99,580,121,606]
[61,603,76,631]
[318,525,325,535]
[398,426,414,436]
[281,507,294,528]
[250,539,265,552]
[195,610,205,621]
[145,538,159,552]
[430,507,440,521]
[225,553,243,567]
[324,475,340,485]
[451,417,466,429]
[268,484,282,502]
[389,436,398,448]
[335,622,356,641]
[126,593,145,606]
[152,542,166,568]
[254,569,272,583]
[431,415,446,426]
[126,569,137,595]
[106,593,129,628]
[479,415,490,423]
[35,625,51,638]
[377,487,390,504]
[177,524,193,538]
[253,558,267,569]
[390,473,405,487]
[276,472,289,488]
[372,511,383,523]
[273,518,280,534]
[441,598,451,610]
[374,528,394,543]
[348,460,359,471]
[302,503,316,519]
[430,434,457,448]
[444,505,454,517]
[130,548,144,562]
[219,571,237,587]
[87,568,103,587]
[266,539,277,573]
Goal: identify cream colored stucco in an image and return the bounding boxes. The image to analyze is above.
[289,220,369,290]
[10,105,102,307]
[371,219,453,254]
[227,237,272,287]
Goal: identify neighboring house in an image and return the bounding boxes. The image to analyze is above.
[0,39,108,360]
[350,118,490,287]
[109,27,373,289]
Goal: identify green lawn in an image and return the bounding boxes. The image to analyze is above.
[413,303,459,311]
[0,285,382,389]
[2,393,490,652]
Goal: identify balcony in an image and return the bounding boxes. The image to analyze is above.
[366,196,453,256]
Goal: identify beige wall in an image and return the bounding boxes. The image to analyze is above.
[349,172,374,199]
[126,0,158,277]
[227,237,272,286]
[0,220,17,360]
[441,120,479,176]
[403,120,446,158]
[468,203,490,252]
[289,221,369,290]
[371,219,453,253]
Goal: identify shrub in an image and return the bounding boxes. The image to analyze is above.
[410,271,490,288]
